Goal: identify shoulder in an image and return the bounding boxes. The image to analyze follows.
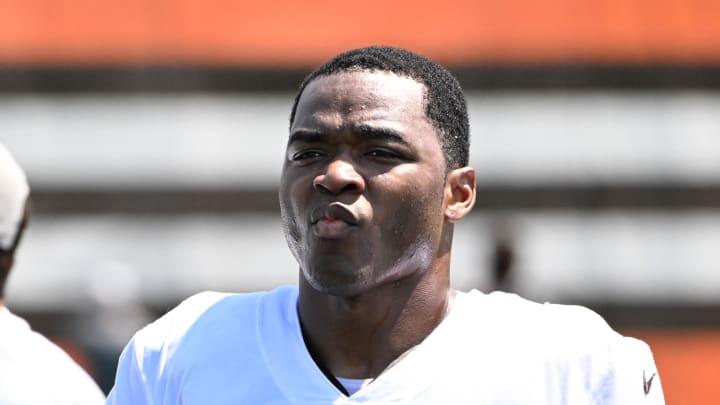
[132,291,237,347]
[0,309,105,404]
[462,290,631,356]
[109,286,298,402]
[108,286,300,402]
[461,290,614,340]
[457,291,664,403]
[131,286,296,354]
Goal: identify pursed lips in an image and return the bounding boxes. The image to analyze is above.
[310,203,360,238]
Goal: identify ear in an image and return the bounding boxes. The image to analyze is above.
[443,167,476,222]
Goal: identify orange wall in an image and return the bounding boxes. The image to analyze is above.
[1,0,720,66]
[626,329,720,405]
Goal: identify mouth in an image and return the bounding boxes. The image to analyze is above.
[310,203,360,238]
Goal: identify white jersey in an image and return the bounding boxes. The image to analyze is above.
[0,307,106,405]
[107,286,664,404]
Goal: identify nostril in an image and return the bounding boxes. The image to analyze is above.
[340,183,358,194]
[313,177,361,196]
[313,177,331,193]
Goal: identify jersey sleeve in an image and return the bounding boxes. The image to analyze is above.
[596,336,665,404]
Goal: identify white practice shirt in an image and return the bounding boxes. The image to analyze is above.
[107,286,665,404]
[0,307,106,404]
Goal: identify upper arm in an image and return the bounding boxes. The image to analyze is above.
[595,336,665,404]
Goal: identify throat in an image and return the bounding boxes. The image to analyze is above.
[298,284,456,381]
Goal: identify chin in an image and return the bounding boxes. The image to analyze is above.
[302,266,371,298]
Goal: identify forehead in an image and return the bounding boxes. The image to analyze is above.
[292,71,431,131]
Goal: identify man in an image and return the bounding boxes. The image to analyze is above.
[0,143,106,404]
[107,46,664,404]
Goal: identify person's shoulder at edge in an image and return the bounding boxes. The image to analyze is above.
[460,290,665,403]
[0,310,106,404]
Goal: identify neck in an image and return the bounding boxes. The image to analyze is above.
[297,259,452,379]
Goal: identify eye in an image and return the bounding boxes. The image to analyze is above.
[292,150,325,161]
[366,148,401,160]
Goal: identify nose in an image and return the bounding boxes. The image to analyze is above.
[313,158,365,195]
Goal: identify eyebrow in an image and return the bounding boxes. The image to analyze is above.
[355,125,409,145]
[288,125,409,145]
[287,129,324,145]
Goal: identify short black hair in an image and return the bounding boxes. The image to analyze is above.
[289,46,470,169]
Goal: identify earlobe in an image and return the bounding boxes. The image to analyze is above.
[444,167,476,222]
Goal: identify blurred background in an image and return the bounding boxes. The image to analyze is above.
[1,0,719,402]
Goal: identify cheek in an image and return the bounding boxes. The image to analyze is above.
[280,204,300,243]
[280,171,310,220]
[279,177,307,253]
[375,175,445,247]
[369,186,443,277]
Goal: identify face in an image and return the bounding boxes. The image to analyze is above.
[280,71,449,297]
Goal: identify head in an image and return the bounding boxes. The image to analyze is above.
[280,46,476,297]
[0,143,30,301]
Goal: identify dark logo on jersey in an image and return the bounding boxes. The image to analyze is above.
[643,370,656,395]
